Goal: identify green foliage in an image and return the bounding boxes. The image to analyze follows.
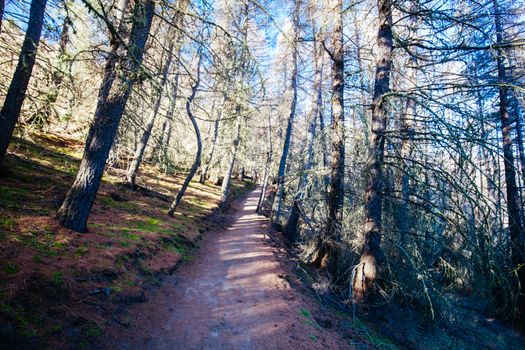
[52,272,64,286]
[3,261,19,275]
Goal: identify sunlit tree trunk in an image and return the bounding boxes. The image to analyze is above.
[155,49,181,170]
[200,105,221,184]
[284,28,323,242]
[353,0,393,302]
[168,53,202,215]
[396,2,418,247]
[220,109,242,208]
[57,0,154,232]
[257,115,273,214]
[271,0,299,226]
[0,0,48,167]
[316,0,344,273]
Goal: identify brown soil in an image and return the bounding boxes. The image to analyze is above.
[101,188,355,349]
[0,133,251,348]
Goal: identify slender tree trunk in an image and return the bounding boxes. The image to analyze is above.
[127,39,176,188]
[353,0,393,302]
[493,0,525,320]
[257,115,274,214]
[0,0,48,167]
[317,0,344,273]
[57,0,154,232]
[199,103,221,183]
[168,54,202,215]
[271,0,299,226]
[397,3,418,247]
[219,109,242,209]
[284,29,323,242]
[155,50,181,169]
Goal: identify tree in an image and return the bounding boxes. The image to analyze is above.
[314,0,344,272]
[168,51,203,215]
[0,0,48,167]
[283,24,324,243]
[271,0,300,227]
[353,0,393,302]
[57,0,155,232]
[199,103,221,184]
[127,2,187,188]
[493,0,525,319]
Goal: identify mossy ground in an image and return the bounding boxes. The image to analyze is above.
[0,132,253,348]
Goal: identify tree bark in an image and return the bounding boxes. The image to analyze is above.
[316,0,344,273]
[168,54,202,215]
[396,2,418,247]
[271,0,299,227]
[127,39,176,188]
[257,115,274,214]
[0,0,48,167]
[219,109,242,209]
[199,105,221,183]
[493,0,525,320]
[155,48,181,170]
[57,0,154,232]
[284,28,323,243]
[353,0,393,302]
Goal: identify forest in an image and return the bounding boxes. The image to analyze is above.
[0,0,525,348]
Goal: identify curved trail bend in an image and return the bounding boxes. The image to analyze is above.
[105,188,351,349]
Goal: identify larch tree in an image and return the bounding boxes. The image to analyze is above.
[0,0,48,168]
[353,0,393,301]
[57,0,155,232]
[493,0,525,319]
[127,1,187,188]
[168,50,203,215]
[271,0,300,227]
[314,0,344,273]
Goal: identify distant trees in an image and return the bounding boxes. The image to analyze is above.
[0,0,48,167]
[57,0,155,232]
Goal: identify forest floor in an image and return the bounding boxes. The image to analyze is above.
[0,132,253,349]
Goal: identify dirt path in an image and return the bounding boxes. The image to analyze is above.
[104,188,352,349]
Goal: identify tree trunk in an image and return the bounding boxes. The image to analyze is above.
[284,28,323,243]
[127,39,176,188]
[168,54,202,215]
[155,49,181,170]
[98,0,129,104]
[257,115,274,214]
[353,0,393,302]
[493,0,525,320]
[57,0,154,232]
[271,0,299,227]
[396,2,418,247]
[219,109,242,209]
[0,0,48,167]
[199,106,221,183]
[317,0,344,273]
